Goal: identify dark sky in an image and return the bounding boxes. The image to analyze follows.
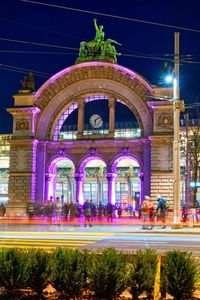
[0,0,200,133]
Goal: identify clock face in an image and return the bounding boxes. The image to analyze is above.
[89,114,103,128]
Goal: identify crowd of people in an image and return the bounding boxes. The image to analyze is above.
[27,197,119,226]
[25,194,170,228]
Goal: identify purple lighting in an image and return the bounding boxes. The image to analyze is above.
[35,61,153,101]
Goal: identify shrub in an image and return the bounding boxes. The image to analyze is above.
[162,250,199,300]
[87,248,127,300]
[26,248,52,299]
[0,248,30,299]
[50,248,88,299]
[128,249,157,300]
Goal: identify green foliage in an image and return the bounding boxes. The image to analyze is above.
[162,250,199,300]
[50,248,88,299]
[26,248,52,298]
[0,248,30,297]
[87,248,127,300]
[128,249,157,300]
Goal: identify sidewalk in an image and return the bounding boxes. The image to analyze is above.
[0,216,200,234]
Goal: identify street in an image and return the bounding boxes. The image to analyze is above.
[0,223,200,254]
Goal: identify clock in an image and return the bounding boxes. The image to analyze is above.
[89,114,103,128]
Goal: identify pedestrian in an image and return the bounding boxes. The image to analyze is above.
[74,201,81,226]
[106,202,113,222]
[141,196,154,229]
[117,204,122,218]
[45,197,54,225]
[83,199,93,227]
[98,201,104,221]
[55,197,62,225]
[156,195,167,228]
[63,201,70,221]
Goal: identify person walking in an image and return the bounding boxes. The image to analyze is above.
[63,201,70,221]
[106,202,113,222]
[55,197,62,225]
[141,196,154,229]
[83,199,93,227]
[45,197,54,225]
[156,195,167,228]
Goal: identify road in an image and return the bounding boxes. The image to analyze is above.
[0,223,200,254]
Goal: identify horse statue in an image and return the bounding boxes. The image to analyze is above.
[76,19,121,64]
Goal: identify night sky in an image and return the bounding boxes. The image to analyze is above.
[1,0,200,133]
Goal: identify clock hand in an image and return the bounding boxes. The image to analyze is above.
[94,117,99,124]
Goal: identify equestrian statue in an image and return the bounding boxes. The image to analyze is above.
[75,19,121,64]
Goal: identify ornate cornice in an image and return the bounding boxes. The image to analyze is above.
[35,63,153,111]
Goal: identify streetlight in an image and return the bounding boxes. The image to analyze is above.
[165,32,184,227]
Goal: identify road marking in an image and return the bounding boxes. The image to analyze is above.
[0,231,114,236]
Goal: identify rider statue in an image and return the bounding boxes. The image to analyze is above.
[94,18,105,48]
[75,19,121,64]
[20,71,35,93]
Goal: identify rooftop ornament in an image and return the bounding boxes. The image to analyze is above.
[75,19,121,64]
[19,71,35,94]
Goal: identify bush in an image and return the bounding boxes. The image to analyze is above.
[128,249,157,300]
[87,248,127,300]
[50,248,88,299]
[0,248,30,299]
[162,250,199,300]
[27,248,52,299]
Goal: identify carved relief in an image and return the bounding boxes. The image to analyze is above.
[157,115,173,126]
[15,119,29,130]
[35,65,153,110]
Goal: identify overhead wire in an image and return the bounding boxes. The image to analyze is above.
[21,0,200,33]
[0,50,77,55]
[0,18,82,40]
[0,37,78,50]
[0,64,51,78]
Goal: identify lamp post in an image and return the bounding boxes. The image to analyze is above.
[164,33,184,226]
[173,32,184,227]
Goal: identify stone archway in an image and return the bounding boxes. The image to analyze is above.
[45,156,75,203]
[6,60,175,217]
[34,62,153,140]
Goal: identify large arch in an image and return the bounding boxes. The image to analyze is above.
[34,62,153,140]
[110,152,143,173]
[45,155,75,202]
[79,153,108,174]
[48,93,141,141]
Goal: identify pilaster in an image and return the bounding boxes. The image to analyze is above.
[108,96,116,136]
[6,139,38,216]
[106,172,117,204]
[74,173,84,204]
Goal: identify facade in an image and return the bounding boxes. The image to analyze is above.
[1,61,178,216]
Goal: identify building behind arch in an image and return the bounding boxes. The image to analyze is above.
[0,61,179,216]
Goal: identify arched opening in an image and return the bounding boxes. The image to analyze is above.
[83,159,107,206]
[113,157,141,213]
[53,95,141,141]
[46,158,75,204]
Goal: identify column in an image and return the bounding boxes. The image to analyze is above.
[97,177,103,204]
[108,96,116,135]
[106,173,117,204]
[36,142,46,203]
[143,143,151,197]
[45,173,56,202]
[77,98,85,137]
[139,172,144,206]
[74,173,84,204]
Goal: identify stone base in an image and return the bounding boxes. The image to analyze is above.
[5,203,27,217]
